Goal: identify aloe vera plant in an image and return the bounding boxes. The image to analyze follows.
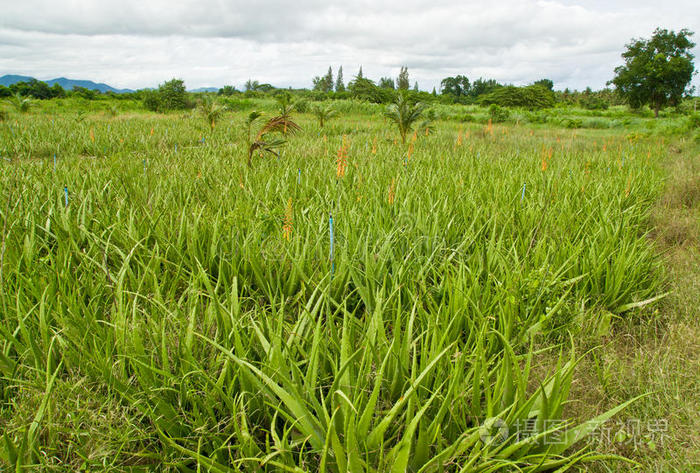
[0,103,665,471]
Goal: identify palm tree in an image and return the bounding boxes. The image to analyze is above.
[8,93,31,114]
[274,92,297,116]
[311,104,337,128]
[245,111,301,167]
[199,96,226,130]
[384,92,426,144]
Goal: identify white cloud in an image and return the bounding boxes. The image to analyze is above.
[1,0,698,91]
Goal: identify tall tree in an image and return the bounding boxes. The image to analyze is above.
[413,81,419,92]
[158,79,187,110]
[610,28,695,117]
[323,67,334,93]
[357,66,363,79]
[534,79,554,91]
[379,77,395,89]
[397,66,410,90]
[440,75,470,99]
[469,78,500,98]
[335,66,345,92]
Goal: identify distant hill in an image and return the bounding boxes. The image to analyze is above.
[0,74,134,93]
[189,87,219,93]
[0,74,35,86]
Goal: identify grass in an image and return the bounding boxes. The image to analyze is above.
[0,99,695,471]
[565,137,700,472]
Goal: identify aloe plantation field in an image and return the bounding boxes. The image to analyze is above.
[0,99,693,472]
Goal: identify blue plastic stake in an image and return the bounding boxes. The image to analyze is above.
[297,168,301,184]
[329,212,335,278]
[64,186,69,207]
[175,144,178,153]
[53,153,56,172]
[520,183,526,202]
[143,159,146,175]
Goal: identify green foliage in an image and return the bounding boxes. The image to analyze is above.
[198,96,227,130]
[488,104,511,122]
[469,78,501,99]
[245,111,301,166]
[7,93,31,113]
[71,86,97,100]
[274,91,296,116]
[7,80,65,99]
[348,77,395,103]
[579,94,610,110]
[335,66,345,92]
[384,92,426,143]
[158,78,188,110]
[311,103,337,127]
[142,78,191,112]
[397,66,410,90]
[480,85,555,109]
[313,67,334,93]
[534,78,554,90]
[687,113,700,129]
[441,75,470,100]
[611,28,695,117]
[217,85,237,96]
[378,77,395,89]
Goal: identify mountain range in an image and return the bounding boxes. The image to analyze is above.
[0,74,135,93]
[1,74,222,94]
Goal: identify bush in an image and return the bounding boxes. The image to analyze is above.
[488,104,510,123]
[579,95,609,110]
[479,85,555,109]
[294,98,309,113]
[582,118,611,129]
[687,113,700,129]
[561,118,583,129]
[141,79,194,113]
[142,90,161,112]
[218,98,253,112]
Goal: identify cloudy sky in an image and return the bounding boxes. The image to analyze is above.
[1,0,698,92]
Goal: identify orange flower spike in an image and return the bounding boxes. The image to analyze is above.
[387,178,396,205]
[89,128,95,142]
[282,198,293,241]
[336,141,349,178]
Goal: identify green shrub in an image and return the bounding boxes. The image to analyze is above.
[488,104,510,122]
[479,85,555,109]
[687,113,700,129]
